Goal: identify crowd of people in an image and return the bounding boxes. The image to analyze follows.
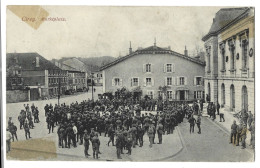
[44,98,200,159]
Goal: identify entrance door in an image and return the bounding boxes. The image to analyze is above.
[30,88,39,101]
[180,90,185,100]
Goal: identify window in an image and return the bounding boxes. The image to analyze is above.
[132,78,139,86]
[180,77,185,85]
[114,78,120,86]
[242,40,248,69]
[167,77,172,86]
[230,45,235,70]
[167,91,173,100]
[100,74,102,78]
[75,79,77,84]
[194,91,202,99]
[166,64,172,72]
[147,90,154,99]
[194,77,202,85]
[146,64,151,72]
[146,78,152,86]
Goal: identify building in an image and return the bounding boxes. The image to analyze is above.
[52,59,88,91]
[202,7,254,113]
[6,53,68,101]
[100,42,205,101]
[93,71,103,86]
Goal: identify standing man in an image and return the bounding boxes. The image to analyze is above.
[83,130,91,158]
[241,124,247,149]
[230,120,237,144]
[216,102,220,115]
[115,136,122,159]
[107,124,115,146]
[188,115,196,134]
[147,124,155,148]
[196,116,201,134]
[157,121,164,144]
[24,120,31,139]
[9,123,18,141]
[91,133,100,159]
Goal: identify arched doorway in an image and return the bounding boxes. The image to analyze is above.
[230,84,235,111]
[221,83,225,106]
[242,85,248,111]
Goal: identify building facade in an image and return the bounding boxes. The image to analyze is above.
[7,53,68,101]
[100,44,205,101]
[202,7,254,113]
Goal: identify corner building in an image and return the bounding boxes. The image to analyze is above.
[100,44,205,101]
[202,7,255,114]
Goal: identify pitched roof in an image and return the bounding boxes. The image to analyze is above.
[99,45,205,71]
[6,52,61,71]
[202,7,250,41]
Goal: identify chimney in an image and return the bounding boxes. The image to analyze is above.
[36,56,40,67]
[184,46,188,56]
[129,41,132,54]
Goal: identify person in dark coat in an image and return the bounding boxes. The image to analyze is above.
[196,116,201,134]
[115,136,122,159]
[24,120,31,139]
[157,121,164,144]
[9,123,18,141]
[230,120,237,144]
[188,115,196,134]
[83,130,91,158]
[91,133,100,159]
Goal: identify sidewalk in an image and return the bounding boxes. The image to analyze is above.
[201,104,253,150]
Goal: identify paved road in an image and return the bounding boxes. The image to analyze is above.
[165,117,254,162]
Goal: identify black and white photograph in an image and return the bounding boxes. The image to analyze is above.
[2,3,256,165]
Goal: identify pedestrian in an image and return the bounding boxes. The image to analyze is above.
[147,124,155,148]
[9,123,18,141]
[83,130,91,158]
[196,116,201,134]
[188,115,196,134]
[219,113,225,122]
[241,124,247,149]
[91,133,100,159]
[216,102,220,115]
[24,120,31,139]
[6,130,12,153]
[230,120,237,144]
[157,121,163,144]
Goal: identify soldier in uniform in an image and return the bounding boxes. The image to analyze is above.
[24,120,31,139]
[157,121,164,144]
[115,136,122,159]
[137,125,144,147]
[236,122,243,146]
[241,124,247,149]
[188,115,196,134]
[230,120,237,144]
[131,124,137,148]
[18,111,25,129]
[83,130,91,158]
[9,122,18,141]
[107,124,115,146]
[126,132,132,155]
[147,123,155,148]
[196,116,201,134]
[91,133,100,159]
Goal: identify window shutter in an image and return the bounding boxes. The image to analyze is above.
[173,91,176,99]
[163,64,166,73]
[151,78,154,86]
[143,64,146,72]
[194,91,196,99]
[112,78,115,86]
[194,77,196,86]
[184,77,187,85]
[176,77,179,86]
[172,77,175,85]
[164,77,167,85]
[137,77,140,86]
[130,78,133,87]
[173,64,175,72]
[120,78,123,86]
[143,78,146,87]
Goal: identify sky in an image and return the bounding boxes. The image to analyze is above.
[6,6,223,60]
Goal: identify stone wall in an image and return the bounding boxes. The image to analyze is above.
[6,90,29,103]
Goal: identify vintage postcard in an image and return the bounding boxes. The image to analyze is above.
[3,5,255,164]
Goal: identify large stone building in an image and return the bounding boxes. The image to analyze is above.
[6,53,68,101]
[100,43,205,101]
[202,7,254,113]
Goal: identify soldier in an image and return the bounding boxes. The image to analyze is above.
[242,110,248,127]
[107,124,115,146]
[18,111,25,129]
[236,122,243,146]
[230,120,237,144]
[48,114,55,134]
[67,123,74,148]
[216,102,220,115]
[44,104,49,117]
[24,120,31,139]
[115,136,122,159]
[9,123,18,141]
[91,133,100,159]
[34,107,40,123]
[78,122,85,145]
[58,125,66,148]
[147,123,155,148]
[248,121,255,149]
[83,130,91,158]
[196,116,201,134]
[126,133,132,155]
[188,115,196,134]
[241,124,247,149]
[157,121,164,144]
[131,124,137,148]
[137,125,144,147]
[72,123,78,147]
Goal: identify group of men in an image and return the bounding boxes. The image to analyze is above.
[42,98,200,159]
[230,110,255,149]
